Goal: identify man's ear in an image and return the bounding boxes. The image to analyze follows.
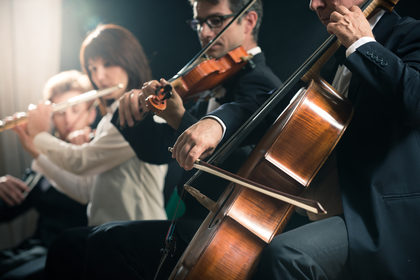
[244,10,258,37]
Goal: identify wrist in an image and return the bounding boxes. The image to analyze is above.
[201,118,223,142]
[345,36,376,57]
[30,150,40,159]
[164,107,186,130]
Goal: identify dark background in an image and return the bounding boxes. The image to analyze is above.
[60,0,419,83]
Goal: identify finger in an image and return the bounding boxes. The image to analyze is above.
[172,133,191,165]
[138,92,150,115]
[326,22,338,35]
[159,78,171,87]
[329,11,343,23]
[183,146,201,170]
[13,125,25,138]
[199,147,215,160]
[159,78,174,98]
[142,81,160,97]
[349,5,361,13]
[172,133,185,159]
[179,142,195,170]
[130,90,142,121]
[335,5,350,15]
[0,187,16,206]
[6,186,24,205]
[177,135,203,171]
[119,95,126,127]
[122,92,135,127]
[7,176,29,192]
[1,179,26,205]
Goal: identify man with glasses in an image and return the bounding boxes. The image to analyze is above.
[43,0,281,279]
[115,0,279,162]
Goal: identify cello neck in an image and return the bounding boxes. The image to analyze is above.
[302,0,400,83]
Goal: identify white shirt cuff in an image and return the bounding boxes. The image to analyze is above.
[202,115,226,141]
[346,36,376,57]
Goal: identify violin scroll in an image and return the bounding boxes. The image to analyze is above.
[145,84,173,114]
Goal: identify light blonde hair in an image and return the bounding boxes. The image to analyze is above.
[43,70,92,101]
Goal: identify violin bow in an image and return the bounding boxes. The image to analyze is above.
[170,0,257,82]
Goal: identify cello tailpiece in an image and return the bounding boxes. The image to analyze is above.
[184,185,218,213]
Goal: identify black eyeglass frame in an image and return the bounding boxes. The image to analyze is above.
[186,14,236,31]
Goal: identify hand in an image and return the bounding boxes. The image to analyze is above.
[0,175,29,206]
[327,5,374,48]
[172,118,223,170]
[118,89,146,127]
[152,79,185,129]
[67,127,94,145]
[13,123,40,158]
[26,102,53,138]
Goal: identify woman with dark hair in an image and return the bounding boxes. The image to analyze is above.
[80,24,152,100]
[20,24,167,226]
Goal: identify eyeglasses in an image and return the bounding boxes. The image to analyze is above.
[187,14,235,31]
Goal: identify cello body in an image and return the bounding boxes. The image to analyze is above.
[170,78,353,279]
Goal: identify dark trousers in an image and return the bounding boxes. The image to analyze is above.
[44,226,92,280]
[83,220,187,280]
[252,216,350,280]
[45,216,349,279]
[0,239,47,280]
[44,221,188,280]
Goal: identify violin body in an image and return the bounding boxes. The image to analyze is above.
[147,46,252,113]
[170,78,353,279]
[174,46,252,98]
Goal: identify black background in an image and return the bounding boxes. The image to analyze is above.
[60,0,419,83]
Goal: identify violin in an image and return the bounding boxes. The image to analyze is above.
[144,0,258,114]
[146,46,253,113]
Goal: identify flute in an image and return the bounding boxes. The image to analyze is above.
[0,84,123,133]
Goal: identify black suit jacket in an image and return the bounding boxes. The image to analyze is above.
[333,11,420,279]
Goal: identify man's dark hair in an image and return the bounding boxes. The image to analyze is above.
[189,0,263,42]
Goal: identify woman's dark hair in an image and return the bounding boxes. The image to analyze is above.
[80,24,152,91]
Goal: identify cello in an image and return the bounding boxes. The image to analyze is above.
[169,0,399,279]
